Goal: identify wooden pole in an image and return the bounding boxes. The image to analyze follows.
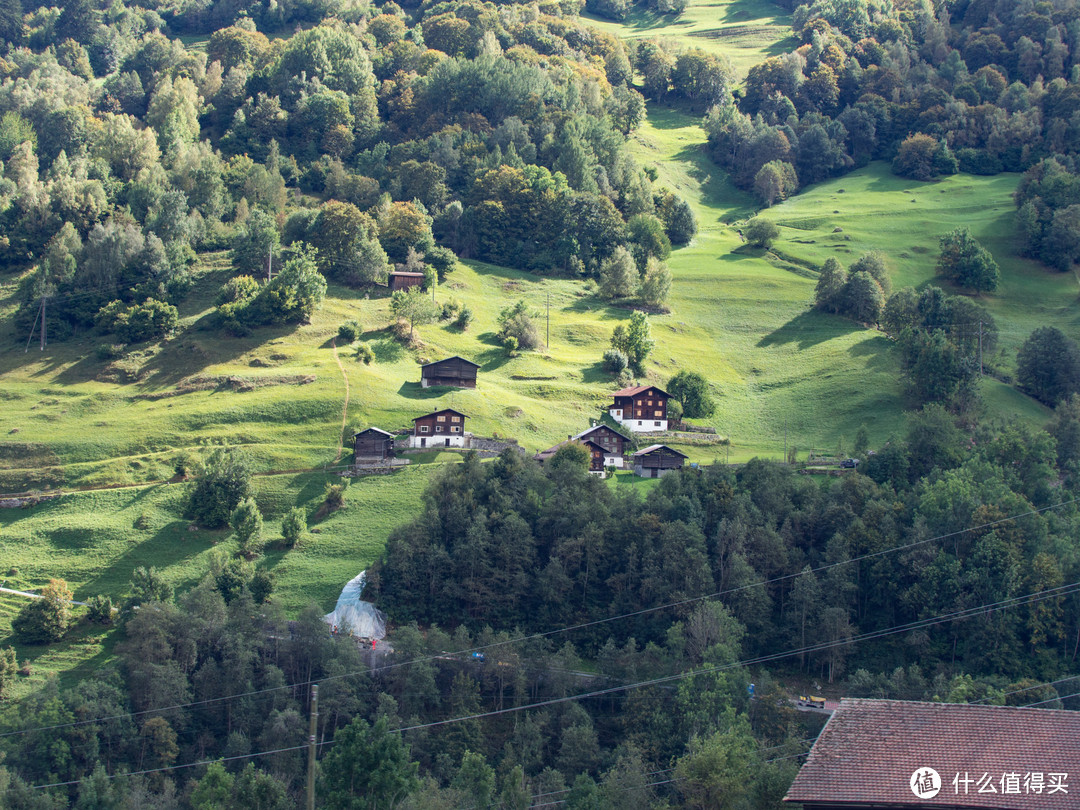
[307,683,319,810]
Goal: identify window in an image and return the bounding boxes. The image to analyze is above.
[451,426,460,433]
[451,416,461,422]
[437,415,446,422]
[420,425,429,433]
[654,421,661,427]
[655,410,663,417]
[436,424,444,432]
[647,400,653,406]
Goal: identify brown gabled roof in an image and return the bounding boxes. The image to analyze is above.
[535,439,604,462]
[422,356,480,369]
[612,384,669,397]
[412,408,468,422]
[784,699,1080,810]
[633,444,688,457]
[573,424,630,443]
[354,427,395,438]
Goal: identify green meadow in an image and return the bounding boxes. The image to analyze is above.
[582,0,798,78]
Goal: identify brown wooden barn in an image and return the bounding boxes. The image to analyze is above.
[609,385,670,432]
[421,356,480,388]
[389,271,425,291]
[410,409,467,448]
[353,427,395,462]
[632,444,687,478]
[785,699,1080,810]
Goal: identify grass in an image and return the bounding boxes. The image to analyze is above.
[0,464,435,696]
[582,0,797,78]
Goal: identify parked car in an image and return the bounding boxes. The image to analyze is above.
[840,458,859,468]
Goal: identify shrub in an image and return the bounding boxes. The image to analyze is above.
[0,647,16,697]
[603,348,629,374]
[497,300,541,350]
[87,594,114,625]
[338,321,361,343]
[282,507,307,547]
[96,343,125,361]
[453,306,473,330]
[744,217,779,248]
[117,299,179,343]
[355,344,374,364]
[12,579,73,644]
[503,335,519,355]
[325,483,346,510]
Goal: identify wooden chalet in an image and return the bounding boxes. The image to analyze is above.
[572,424,630,468]
[353,427,395,461]
[410,408,467,448]
[388,271,425,291]
[535,439,606,475]
[609,385,670,432]
[632,444,687,478]
[421,356,480,389]
[785,699,1080,810]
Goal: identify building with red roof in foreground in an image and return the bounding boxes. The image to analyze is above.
[784,699,1078,810]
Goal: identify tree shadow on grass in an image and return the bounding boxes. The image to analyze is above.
[397,380,457,400]
[369,335,410,364]
[847,334,895,370]
[582,362,619,386]
[757,310,860,351]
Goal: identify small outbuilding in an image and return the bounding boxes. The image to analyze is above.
[785,698,1080,810]
[535,439,607,475]
[410,409,467,448]
[389,271,425,291]
[421,356,480,389]
[353,427,396,461]
[632,444,687,478]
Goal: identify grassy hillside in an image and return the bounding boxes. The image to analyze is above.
[582,0,797,77]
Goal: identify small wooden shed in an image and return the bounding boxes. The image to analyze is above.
[421,356,480,388]
[389,271,425,291]
[632,444,688,478]
[353,427,395,461]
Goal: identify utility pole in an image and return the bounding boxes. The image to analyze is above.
[40,295,46,351]
[306,684,319,810]
[267,247,273,284]
[25,298,42,353]
[784,417,788,464]
[546,291,550,349]
[978,321,983,376]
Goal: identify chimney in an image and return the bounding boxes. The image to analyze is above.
[568,435,573,440]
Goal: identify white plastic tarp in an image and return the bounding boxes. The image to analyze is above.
[323,571,386,639]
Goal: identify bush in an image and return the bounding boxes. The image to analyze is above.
[744,217,779,248]
[96,343,125,361]
[453,306,473,330]
[602,348,629,374]
[0,647,16,697]
[12,579,73,644]
[355,344,374,364]
[117,299,179,343]
[325,483,346,510]
[503,335,519,355]
[87,594,114,625]
[338,321,361,343]
[282,507,307,547]
[498,300,541,350]
[185,448,253,529]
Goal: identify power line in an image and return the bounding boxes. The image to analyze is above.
[27,581,1076,791]
[6,495,1077,742]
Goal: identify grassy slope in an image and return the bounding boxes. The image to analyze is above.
[582,0,798,77]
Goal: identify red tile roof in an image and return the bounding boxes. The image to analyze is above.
[785,699,1080,810]
[612,385,668,397]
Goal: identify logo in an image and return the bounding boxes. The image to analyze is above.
[911,768,942,799]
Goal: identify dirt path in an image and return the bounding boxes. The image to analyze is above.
[331,338,351,463]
